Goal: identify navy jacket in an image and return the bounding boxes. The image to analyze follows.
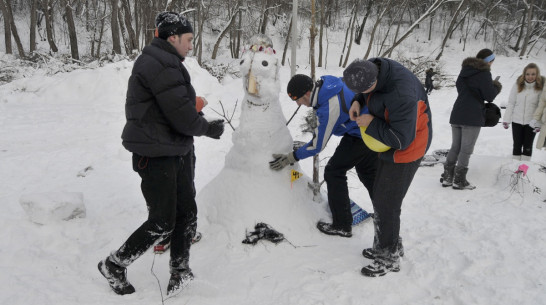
[450,57,501,126]
[121,38,210,157]
[360,58,433,163]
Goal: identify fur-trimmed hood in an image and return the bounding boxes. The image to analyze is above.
[461,57,491,71]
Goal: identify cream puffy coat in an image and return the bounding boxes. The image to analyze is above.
[533,88,546,149]
[504,81,542,125]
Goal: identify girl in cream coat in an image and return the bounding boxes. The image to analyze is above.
[503,63,544,160]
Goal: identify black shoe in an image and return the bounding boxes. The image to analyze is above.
[316,221,352,238]
[166,271,194,296]
[98,258,135,295]
[361,259,400,277]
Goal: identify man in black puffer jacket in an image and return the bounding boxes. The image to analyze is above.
[98,12,224,296]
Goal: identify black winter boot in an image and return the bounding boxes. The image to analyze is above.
[317,221,352,237]
[362,237,404,259]
[98,257,135,295]
[166,270,194,296]
[452,166,476,190]
[440,162,455,187]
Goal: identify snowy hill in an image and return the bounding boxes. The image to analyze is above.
[1,50,546,305]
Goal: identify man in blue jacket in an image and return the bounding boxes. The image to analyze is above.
[98,12,224,296]
[344,58,432,277]
[269,74,378,238]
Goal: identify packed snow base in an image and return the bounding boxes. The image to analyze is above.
[1,53,546,304]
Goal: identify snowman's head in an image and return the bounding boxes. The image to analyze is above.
[240,34,280,105]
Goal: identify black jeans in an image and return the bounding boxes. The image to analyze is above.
[324,134,378,230]
[372,158,421,262]
[511,122,536,156]
[112,150,197,273]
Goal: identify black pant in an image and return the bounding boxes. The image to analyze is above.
[511,122,536,156]
[372,158,421,261]
[112,150,197,273]
[324,135,378,230]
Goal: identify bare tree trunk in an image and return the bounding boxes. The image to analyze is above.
[310,0,317,79]
[364,0,393,59]
[117,4,130,54]
[2,0,25,57]
[282,17,292,66]
[0,0,12,54]
[110,0,121,54]
[436,0,469,60]
[512,14,525,52]
[120,0,137,54]
[354,0,372,45]
[30,0,38,52]
[339,5,354,66]
[96,3,107,57]
[61,0,79,60]
[235,2,242,59]
[342,5,357,68]
[519,0,535,56]
[381,0,447,57]
[318,0,324,67]
[197,1,204,64]
[211,9,241,60]
[41,0,59,53]
[259,0,270,34]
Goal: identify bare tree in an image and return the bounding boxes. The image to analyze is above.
[436,0,470,60]
[519,0,535,56]
[0,0,12,54]
[110,0,121,54]
[212,8,242,60]
[30,0,38,52]
[342,4,357,68]
[354,0,372,45]
[60,0,79,60]
[318,0,324,67]
[1,0,25,57]
[380,0,448,57]
[364,0,393,59]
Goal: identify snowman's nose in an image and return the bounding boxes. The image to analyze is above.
[247,71,259,96]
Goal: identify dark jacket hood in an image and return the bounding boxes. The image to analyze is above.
[459,57,490,78]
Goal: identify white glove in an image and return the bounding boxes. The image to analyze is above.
[529,119,540,129]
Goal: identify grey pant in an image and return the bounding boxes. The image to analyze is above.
[446,124,481,168]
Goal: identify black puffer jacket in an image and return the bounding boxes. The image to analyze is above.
[122,38,209,157]
[449,57,501,126]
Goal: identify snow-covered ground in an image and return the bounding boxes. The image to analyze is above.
[1,43,546,304]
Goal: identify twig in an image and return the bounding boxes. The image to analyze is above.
[210,99,238,131]
[286,105,301,126]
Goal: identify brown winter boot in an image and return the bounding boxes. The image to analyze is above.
[440,162,455,187]
[452,166,476,190]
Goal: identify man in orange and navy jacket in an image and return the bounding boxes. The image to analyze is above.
[343,58,432,277]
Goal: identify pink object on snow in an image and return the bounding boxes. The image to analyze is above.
[515,164,529,176]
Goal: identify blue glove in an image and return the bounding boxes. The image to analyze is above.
[269,153,297,171]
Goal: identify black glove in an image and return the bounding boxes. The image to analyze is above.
[269,152,297,171]
[493,80,502,93]
[205,119,225,139]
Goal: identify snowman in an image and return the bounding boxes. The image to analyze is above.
[197,35,327,244]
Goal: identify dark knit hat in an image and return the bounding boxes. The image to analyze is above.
[155,12,193,39]
[343,59,379,93]
[287,74,314,101]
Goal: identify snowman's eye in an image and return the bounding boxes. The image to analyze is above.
[262,61,268,67]
[240,60,244,65]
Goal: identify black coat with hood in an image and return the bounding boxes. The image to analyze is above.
[449,57,502,126]
[121,37,210,157]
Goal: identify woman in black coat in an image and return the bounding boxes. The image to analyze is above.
[441,48,502,190]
